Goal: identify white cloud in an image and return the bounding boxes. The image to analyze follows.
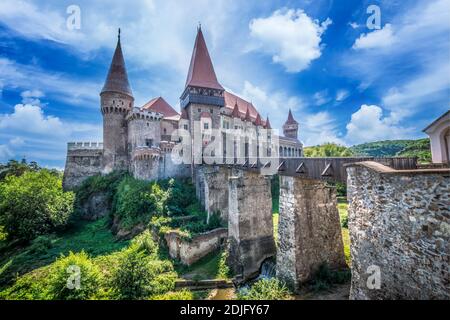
[381,62,450,123]
[9,137,25,146]
[352,24,395,50]
[301,111,344,146]
[313,90,331,106]
[349,22,359,29]
[0,0,240,73]
[0,103,101,162]
[0,58,99,107]
[0,104,67,135]
[0,144,13,159]
[336,89,349,102]
[20,89,45,105]
[249,8,331,72]
[238,80,304,131]
[344,104,412,145]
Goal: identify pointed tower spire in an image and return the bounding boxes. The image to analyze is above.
[101,28,133,97]
[185,27,224,90]
[265,116,271,129]
[244,106,252,122]
[255,113,262,126]
[283,109,299,139]
[231,100,241,118]
[286,109,298,125]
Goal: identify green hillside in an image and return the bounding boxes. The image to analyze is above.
[350,138,431,163]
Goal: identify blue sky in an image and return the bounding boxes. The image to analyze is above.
[0,0,449,168]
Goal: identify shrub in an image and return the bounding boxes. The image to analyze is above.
[150,289,194,300]
[48,251,102,300]
[75,171,126,206]
[112,177,156,229]
[0,170,75,241]
[0,225,7,241]
[0,269,52,300]
[310,263,351,292]
[217,249,231,279]
[238,278,290,300]
[130,230,158,257]
[340,215,348,228]
[111,244,176,299]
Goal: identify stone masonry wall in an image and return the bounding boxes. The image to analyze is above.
[276,176,347,291]
[165,228,228,266]
[62,146,103,190]
[228,169,276,279]
[347,162,450,300]
[195,166,229,222]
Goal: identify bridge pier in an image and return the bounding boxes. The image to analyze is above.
[195,166,229,222]
[276,176,347,292]
[228,169,276,280]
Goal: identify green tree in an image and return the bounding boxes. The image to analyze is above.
[48,251,102,300]
[110,243,176,300]
[304,143,354,157]
[0,170,74,241]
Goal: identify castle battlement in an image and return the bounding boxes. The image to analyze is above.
[132,146,161,160]
[67,142,104,150]
[126,107,163,121]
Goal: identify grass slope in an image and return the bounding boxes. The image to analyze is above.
[0,218,129,289]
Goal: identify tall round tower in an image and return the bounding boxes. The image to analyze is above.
[100,29,134,173]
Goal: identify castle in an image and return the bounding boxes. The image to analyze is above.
[63,27,303,189]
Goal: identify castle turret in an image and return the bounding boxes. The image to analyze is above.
[283,109,299,140]
[100,29,134,173]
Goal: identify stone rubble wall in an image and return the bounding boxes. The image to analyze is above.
[346,162,450,300]
[164,228,228,266]
[276,176,347,291]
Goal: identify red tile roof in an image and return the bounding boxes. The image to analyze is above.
[101,31,133,97]
[141,97,179,118]
[224,91,260,121]
[185,27,224,90]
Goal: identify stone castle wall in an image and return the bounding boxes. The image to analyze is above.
[127,113,161,151]
[62,143,103,190]
[276,176,347,291]
[346,162,450,300]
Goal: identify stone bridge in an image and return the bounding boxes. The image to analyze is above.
[195,156,419,285]
[194,155,449,298]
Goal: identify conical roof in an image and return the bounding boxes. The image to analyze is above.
[265,116,272,129]
[185,26,224,90]
[244,106,252,122]
[231,101,241,118]
[101,29,133,97]
[285,109,298,125]
[255,113,262,126]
